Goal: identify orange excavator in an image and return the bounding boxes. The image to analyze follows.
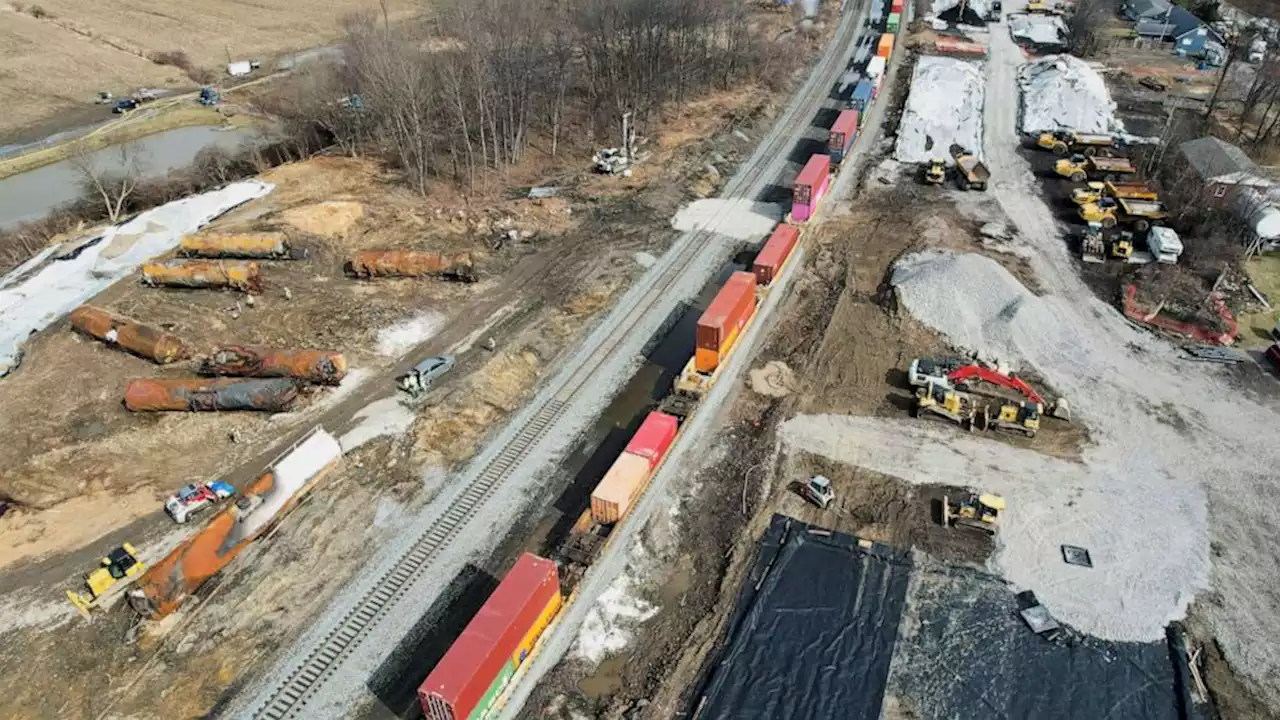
[907,358,1070,421]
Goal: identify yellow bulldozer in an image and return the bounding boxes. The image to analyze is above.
[66,543,145,620]
[943,492,1005,535]
[980,401,1041,438]
[914,381,979,430]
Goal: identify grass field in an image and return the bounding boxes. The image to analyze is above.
[0,0,414,146]
[1241,253,1280,348]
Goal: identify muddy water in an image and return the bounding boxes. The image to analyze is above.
[0,125,258,230]
[363,253,756,719]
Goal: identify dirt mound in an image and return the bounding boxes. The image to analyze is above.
[749,360,795,397]
[281,201,365,239]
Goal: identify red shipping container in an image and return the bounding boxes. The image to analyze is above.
[419,554,561,720]
[891,0,904,12]
[754,225,800,286]
[624,411,679,468]
[695,272,757,374]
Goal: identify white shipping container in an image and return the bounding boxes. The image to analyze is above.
[867,55,887,81]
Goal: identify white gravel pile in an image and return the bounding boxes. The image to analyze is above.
[894,57,986,164]
[1018,55,1124,134]
[1009,13,1067,46]
[671,198,782,241]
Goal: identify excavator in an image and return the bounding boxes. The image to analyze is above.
[907,358,1070,421]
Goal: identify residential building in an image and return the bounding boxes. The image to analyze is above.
[1179,136,1274,209]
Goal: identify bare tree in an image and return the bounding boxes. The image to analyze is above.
[1067,0,1112,58]
[71,142,143,223]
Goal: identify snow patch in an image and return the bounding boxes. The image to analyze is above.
[1009,13,1068,47]
[572,556,659,665]
[894,56,986,164]
[0,180,272,376]
[633,252,657,269]
[1019,54,1124,134]
[0,592,75,636]
[376,311,444,358]
[340,397,415,451]
[671,199,782,241]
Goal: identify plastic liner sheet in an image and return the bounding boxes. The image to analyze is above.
[693,514,912,720]
[884,556,1193,720]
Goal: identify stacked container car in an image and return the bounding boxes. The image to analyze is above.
[889,0,903,31]
[828,110,860,166]
[849,78,875,112]
[789,154,832,223]
[673,271,759,398]
[419,553,562,720]
[877,32,895,62]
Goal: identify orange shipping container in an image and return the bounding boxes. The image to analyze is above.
[877,33,895,59]
[695,271,757,374]
[69,306,189,364]
[590,453,652,525]
[753,225,800,286]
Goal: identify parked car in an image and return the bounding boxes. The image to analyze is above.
[165,481,235,523]
[398,355,456,397]
[113,98,139,114]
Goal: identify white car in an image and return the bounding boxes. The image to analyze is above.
[165,481,235,524]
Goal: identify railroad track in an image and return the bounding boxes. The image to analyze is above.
[252,7,865,718]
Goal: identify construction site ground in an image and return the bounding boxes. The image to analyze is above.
[519,14,1280,720]
[0,60,812,716]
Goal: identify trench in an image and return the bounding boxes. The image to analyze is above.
[361,250,757,719]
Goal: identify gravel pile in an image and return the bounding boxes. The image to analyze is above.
[894,57,986,164]
[1018,54,1123,134]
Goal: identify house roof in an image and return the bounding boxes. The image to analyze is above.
[1125,0,1171,19]
[1180,137,1273,187]
[1135,6,1204,38]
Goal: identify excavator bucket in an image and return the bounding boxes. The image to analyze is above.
[1050,397,1071,422]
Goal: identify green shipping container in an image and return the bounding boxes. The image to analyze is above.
[887,12,901,32]
[468,658,516,720]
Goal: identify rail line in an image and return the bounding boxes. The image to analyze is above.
[252,6,864,718]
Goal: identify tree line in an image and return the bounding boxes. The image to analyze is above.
[269,0,769,193]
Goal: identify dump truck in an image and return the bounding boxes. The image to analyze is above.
[922,159,946,185]
[1071,181,1158,206]
[1054,154,1136,183]
[950,144,990,191]
[1078,196,1168,232]
[1036,130,1118,156]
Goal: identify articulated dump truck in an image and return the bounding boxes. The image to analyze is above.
[128,428,343,620]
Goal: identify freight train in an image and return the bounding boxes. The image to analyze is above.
[416,4,901,717]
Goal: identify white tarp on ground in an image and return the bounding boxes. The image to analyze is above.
[1019,54,1125,134]
[1009,13,1068,46]
[0,180,272,376]
[894,56,986,164]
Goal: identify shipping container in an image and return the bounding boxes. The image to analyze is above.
[179,232,291,259]
[754,225,801,286]
[887,11,901,31]
[420,554,562,720]
[141,260,262,293]
[129,428,342,619]
[348,250,476,282]
[624,411,679,468]
[891,0,904,13]
[850,79,875,112]
[69,306,189,364]
[877,33,895,59]
[695,271,757,373]
[124,377,298,412]
[866,56,887,83]
[827,110,860,165]
[201,346,347,385]
[791,154,832,223]
[591,453,652,525]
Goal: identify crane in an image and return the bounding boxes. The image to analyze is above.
[907,358,1070,421]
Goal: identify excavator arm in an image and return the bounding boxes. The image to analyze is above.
[944,365,1046,405]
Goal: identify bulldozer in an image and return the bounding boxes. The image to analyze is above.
[980,401,1041,438]
[914,381,978,430]
[67,543,145,620]
[1111,233,1134,259]
[943,492,1004,535]
[1080,222,1106,264]
[922,158,946,185]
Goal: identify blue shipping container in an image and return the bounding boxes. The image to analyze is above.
[850,80,874,112]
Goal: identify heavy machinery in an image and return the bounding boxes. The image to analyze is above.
[199,87,220,105]
[914,381,979,429]
[1025,0,1059,13]
[950,144,990,191]
[1070,181,1158,206]
[1036,130,1117,156]
[1078,196,1168,232]
[980,400,1041,437]
[1080,222,1106,264]
[796,475,835,509]
[923,158,946,185]
[943,492,1004,535]
[1111,232,1134,259]
[1053,154,1135,183]
[908,358,1070,421]
[66,543,146,620]
[989,0,1003,21]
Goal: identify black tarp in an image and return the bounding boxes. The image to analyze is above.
[688,515,1194,720]
[693,515,913,720]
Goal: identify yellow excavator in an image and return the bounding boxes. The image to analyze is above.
[944,492,1005,535]
[66,543,146,620]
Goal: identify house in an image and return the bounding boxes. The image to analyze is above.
[1121,0,1171,23]
[1179,136,1274,209]
[1175,25,1225,62]
[1134,6,1205,41]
